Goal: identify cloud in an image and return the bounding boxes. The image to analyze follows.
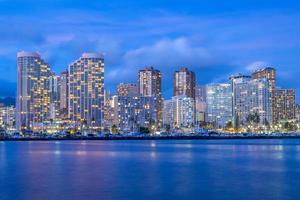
[0,4,300,99]
[123,37,213,69]
[105,37,224,83]
[105,37,237,96]
[246,61,270,72]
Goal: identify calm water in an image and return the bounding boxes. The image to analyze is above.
[1,140,300,200]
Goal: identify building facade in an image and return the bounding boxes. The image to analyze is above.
[272,89,296,124]
[49,72,60,120]
[117,83,138,97]
[117,95,158,133]
[172,95,195,129]
[162,99,173,129]
[59,70,68,118]
[252,67,276,92]
[296,104,300,123]
[206,83,232,128]
[173,67,196,99]
[0,106,16,131]
[138,66,162,97]
[16,51,51,131]
[68,53,104,129]
[195,85,206,125]
[230,75,272,128]
[138,66,162,128]
[110,95,119,127]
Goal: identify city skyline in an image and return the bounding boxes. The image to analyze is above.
[8,50,297,133]
[0,51,299,103]
[2,2,300,200]
[0,1,300,100]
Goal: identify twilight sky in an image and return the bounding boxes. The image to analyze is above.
[0,0,300,100]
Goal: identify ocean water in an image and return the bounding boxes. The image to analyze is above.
[1,139,300,200]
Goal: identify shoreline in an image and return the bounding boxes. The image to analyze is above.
[2,135,300,141]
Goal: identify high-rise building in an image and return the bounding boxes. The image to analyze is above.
[252,67,276,92]
[117,95,158,133]
[173,67,196,99]
[195,85,206,125]
[172,95,195,129]
[16,51,51,131]
[0,106,16,131]
[110,95,119,126]
[49,72,60,120]
[252,68,276,127]
[68,53,104,129]
[272,89,296,124]
[103,90,113,129]
[195,85,206,101]
[138,66,162,128]
[163,96,195,130]
[206,83,232,128]
[117,83,138,97]
[162,99,173,129]
[295,104,300,123]
[59,70,68,118]
[230,75,272,127]
[138,66,161,97]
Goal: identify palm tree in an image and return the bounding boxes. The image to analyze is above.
[111,124,118,134]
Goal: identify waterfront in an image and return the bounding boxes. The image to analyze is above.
[1,140,300,200]
[3,131,300,141]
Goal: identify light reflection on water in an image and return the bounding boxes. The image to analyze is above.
[1,139,300,200]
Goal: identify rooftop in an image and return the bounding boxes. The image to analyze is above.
[17,51,40,58]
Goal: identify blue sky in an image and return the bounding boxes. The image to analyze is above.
[0,0,300,100]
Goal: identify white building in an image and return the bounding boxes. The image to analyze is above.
[172,95,195,129]
[230,75,272,127]
[162,99,173,128]
[16,51,51,131]
[206,83,232,128]
[0,106,16,131]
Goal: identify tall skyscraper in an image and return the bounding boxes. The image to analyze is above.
[110,95,119,127]
[16,51,51,131]
[272,89,296,124]
[172,95,195,129]
[252,67,276,127]
[138,66,162,128]
[162,99,173,129]
[195,85,206,125]
[173,67,196,99]
[103,90,112,129]
[206,83,232,128]
[68,53,104,129]
[49,72,60,120]
[59,70,68,118]
[230,75,272,127]
[138,66,162,97]
[252,67,276,92]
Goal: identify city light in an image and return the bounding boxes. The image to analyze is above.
[0,53,298,139]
